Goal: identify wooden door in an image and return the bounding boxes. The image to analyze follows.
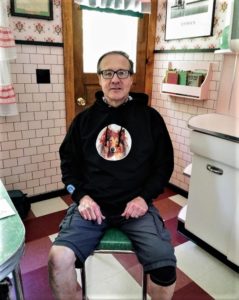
[62,1,157,127]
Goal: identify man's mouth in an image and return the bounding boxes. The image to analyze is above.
[110,87,121,90]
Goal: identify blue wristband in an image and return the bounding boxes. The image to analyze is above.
[67,184,75,195]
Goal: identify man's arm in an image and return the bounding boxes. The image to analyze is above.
[59,119,87,204]
[139,109,174,202]
[121,110,173,219]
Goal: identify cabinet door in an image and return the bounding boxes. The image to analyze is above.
[186,155,235,255]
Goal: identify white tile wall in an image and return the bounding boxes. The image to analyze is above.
[1,50,224,195]
[1,49,224,195]
[151,52,224,191]
[0,44,66,196]
[0,5,226,196]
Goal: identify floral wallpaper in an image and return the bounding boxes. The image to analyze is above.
[7,0,63,43]
[7,0,228,48]
[156,0,228,50]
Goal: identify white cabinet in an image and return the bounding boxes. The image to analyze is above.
[185,114,239,267]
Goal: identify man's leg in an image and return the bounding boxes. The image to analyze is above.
[150,281,176,300]
[48,245,81,300]
[120,206,177,300]
[149,266,176,300]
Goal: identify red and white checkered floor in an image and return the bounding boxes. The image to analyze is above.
[11,188,239,299]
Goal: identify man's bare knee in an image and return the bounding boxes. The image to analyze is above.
[48,245,81,299]
[48,245,76,271]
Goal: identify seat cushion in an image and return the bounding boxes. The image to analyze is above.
[97,228,133,251]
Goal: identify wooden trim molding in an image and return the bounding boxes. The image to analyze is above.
[62,0,158,127]
[145,0,157,105]
[61,0,75,128]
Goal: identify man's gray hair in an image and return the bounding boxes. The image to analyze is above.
[97,51,134,74]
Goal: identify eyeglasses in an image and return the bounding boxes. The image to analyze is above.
[99,69,132,79]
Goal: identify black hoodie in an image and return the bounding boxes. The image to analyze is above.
[60,91,174,215]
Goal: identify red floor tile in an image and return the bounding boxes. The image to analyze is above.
[165,217,188,247]
[174,268,193,292]
[20,237,52,274]
[154,197,182,221]
[24,209,35,220]
[155,187,177,200]
[17,189,215,300]
[61,194,74,206]
[3,266,54,300]
[127,263,145,287]
[21,266,54,300]
[174,281,214,299]
[113,253,139,269]
[23,210,66,242]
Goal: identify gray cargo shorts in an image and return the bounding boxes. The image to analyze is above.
[53,203,177,272]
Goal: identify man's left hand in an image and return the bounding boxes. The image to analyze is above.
[121,197,148,219]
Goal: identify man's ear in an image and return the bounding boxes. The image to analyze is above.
[130,74,134,85]
[98,75,102,87]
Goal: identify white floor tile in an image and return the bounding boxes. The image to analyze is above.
[196,262,239,300]
[175,241,217,278]
[31,197,68,217]
[83,254,150,299]
[175,241,239,299]
[48,235,150,299]
[75,268,82,286]
[49,233,58,242]
[169,194,187,207]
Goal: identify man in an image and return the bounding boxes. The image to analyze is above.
[48,51,177,300]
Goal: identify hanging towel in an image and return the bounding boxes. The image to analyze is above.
[0,0,18,116]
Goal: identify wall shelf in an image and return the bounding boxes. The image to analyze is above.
[161,61,212,100]
[214,49,239,55]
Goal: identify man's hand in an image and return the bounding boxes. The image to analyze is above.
[78,195,105,225]
[121,197,148,219]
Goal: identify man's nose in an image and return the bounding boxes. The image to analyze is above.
[111,73,120,81]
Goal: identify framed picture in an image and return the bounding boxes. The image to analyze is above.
[165,0,215,40]
[10,0,53,20]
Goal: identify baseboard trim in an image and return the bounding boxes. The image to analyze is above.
[28,189,67,203]
[178,220,239,273]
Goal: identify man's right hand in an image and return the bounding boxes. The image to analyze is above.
[78,195,105,225]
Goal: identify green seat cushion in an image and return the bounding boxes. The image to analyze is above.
[97,228,133,251]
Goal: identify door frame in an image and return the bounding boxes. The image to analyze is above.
[62,0,158,128]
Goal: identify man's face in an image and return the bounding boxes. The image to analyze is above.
[98,54,133,107]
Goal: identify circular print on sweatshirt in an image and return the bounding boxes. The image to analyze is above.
[96,124,132,161]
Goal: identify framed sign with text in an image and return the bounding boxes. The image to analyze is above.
[10,0,53,20]
[165,0,215,40]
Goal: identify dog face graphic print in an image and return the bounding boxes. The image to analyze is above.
[96,124,132,161]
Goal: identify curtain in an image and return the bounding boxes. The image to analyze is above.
[74,0,151,14]
[0,0,18,116]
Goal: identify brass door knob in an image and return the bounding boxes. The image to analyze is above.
[77,97,86,106]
